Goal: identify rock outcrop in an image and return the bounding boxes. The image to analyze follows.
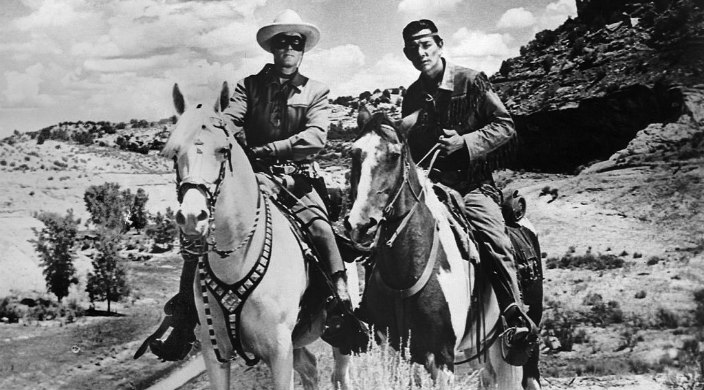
[493,0,704,173]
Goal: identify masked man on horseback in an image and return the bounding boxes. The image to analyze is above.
[146,9,356,361]
[400,19,539,366]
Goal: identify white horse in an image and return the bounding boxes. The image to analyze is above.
[162,82,358,390]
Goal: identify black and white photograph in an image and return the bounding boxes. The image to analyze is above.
[1,0,702,389]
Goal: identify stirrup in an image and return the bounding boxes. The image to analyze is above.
[499,304,538,366]
[134,294,197,361]
[321,295,370,355]
[134,314,197,361]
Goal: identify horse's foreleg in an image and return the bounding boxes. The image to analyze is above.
[264,334,295,390]
[331,347,352,390]
[198,324,231,390]
[483,341,523,390]
[293,347,319,390]
[194,278,230,390]
[424,353,455,390]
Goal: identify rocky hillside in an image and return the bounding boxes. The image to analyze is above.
[492,0,704,173]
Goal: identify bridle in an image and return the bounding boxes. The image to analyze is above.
[173,124,258,258]
[351,145,427,253]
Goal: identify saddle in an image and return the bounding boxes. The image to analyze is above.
[431,183,543,297]
[258,173,369,354]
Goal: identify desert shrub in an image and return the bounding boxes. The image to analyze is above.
[570,37,586,58]
[84,182,134,231]
[541,55,555,74]
[499,58,513,77]
[533,29,558,49]
[0,160,6,166]
[647,256,662,265]
[587,300,624,326]
[656,307,680,329]
[635,290,647,299]
[617,329,643,352]
[73,131,94,145]
[86,230,129,313]
[53,160,68,168]
[0,296,25,323]
[543,301,581,351]
[546,247,625,271]
[23,297,84,322]
[582,292,603,306]
[628,358,655,374]
[318,331,479,389]
[693,289,704,326]
[31,210,80,302]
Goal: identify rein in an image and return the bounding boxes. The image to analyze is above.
[354,143,442,254]
[174,144,259,259]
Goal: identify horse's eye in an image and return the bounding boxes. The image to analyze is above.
[388,150,402,160]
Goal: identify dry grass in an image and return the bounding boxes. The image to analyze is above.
[315,335,482,390]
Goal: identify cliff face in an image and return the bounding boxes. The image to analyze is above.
[492,0,704,173]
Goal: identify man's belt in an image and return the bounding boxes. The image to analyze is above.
[429,168,490,195]
[269,161,318,177]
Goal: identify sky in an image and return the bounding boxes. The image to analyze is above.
[0,0,577,138]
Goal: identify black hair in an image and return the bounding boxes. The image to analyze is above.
[402,19,443,46]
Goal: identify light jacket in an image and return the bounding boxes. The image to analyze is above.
[402,59,516,191]
[223,64,330,162]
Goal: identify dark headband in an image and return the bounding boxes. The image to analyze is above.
[404,32,440,45]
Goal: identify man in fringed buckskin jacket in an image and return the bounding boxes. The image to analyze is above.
[401,19,538,366]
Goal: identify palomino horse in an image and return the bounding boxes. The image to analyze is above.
[344,110,540,390]
[161,82,358,390]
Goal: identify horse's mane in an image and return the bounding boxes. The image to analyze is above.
[355,111,404,143]
[162,105,213,159]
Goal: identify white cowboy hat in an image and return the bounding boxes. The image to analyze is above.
[256,9,320,53]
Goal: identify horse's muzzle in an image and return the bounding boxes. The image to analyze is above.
[175,208,210,239]
[343,216,379,248]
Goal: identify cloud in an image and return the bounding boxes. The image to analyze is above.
[497,8,536,29]
[14,0,92,30]
[538,0,577,31]
[302,44,367,88]
[332,54,418,97]
[3,63,55,107]
[0,0,268,131]
[398,0,463,17]
[445,28,515,74]
[448,28,513,58]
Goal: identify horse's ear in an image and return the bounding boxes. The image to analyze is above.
[173,83,186,115]
[357,104,372,132]
[215,81,230,112]
[397,110,420,137]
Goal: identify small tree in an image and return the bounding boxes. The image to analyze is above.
[499,59,513,77]
[86,230,129,313]
[84,182,134,231]
[129,188,149,231]
[146,207,178,252]
[31,210,80,302]
[542,55,555,74]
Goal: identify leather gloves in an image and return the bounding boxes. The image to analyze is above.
[250,143,275,158]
